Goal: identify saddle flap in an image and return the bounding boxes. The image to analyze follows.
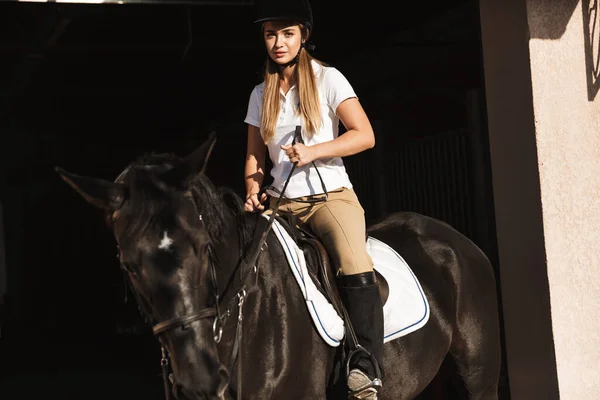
[300,237,390,308]
[272,212,389,307]
[300,237,345,317]
[375,270,389,306]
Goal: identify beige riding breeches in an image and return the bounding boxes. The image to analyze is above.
[268,187,374,276]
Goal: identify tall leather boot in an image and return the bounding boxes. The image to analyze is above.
[338,271,384,399]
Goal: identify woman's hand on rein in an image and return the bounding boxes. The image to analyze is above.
[280,143,316,167]
[244,192,267,212]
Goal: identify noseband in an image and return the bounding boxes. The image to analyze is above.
[152,306,218,336]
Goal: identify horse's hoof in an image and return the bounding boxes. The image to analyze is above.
[347,369,381,400]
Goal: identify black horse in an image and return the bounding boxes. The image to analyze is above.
[56,133,501,400]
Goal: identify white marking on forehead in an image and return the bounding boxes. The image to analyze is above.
[158,231,174,251]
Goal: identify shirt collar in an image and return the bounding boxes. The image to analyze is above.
[279,84,297,98]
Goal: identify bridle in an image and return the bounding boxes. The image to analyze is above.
[117,126,330,400]
[117,180,288,400]
[118,207,253,400]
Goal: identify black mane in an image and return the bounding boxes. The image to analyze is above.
[112,152,254,248]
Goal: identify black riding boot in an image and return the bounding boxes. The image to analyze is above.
[338,271,384,398]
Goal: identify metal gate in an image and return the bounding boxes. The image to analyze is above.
[346,129,474,240]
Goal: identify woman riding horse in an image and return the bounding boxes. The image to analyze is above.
[243,1,384,397]
[54,1,503,397]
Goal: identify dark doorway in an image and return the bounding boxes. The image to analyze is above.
[0,1,506,398]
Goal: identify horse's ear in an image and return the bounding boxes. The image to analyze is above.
[55,167,126,210]
[163,131,217,187]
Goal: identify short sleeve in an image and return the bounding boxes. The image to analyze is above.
[322,67,357,115]
[244,85,262,128]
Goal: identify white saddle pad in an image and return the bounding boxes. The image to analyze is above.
[266,216,430,347]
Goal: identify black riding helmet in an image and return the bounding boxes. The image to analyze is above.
[254,0,315,66]
[254,0,313,31]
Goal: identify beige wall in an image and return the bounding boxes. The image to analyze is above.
[479,0,600,399]
[527,1,600,398]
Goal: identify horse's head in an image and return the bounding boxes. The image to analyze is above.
[56,132,231,400]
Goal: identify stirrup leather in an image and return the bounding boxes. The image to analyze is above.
[347,369,382,400]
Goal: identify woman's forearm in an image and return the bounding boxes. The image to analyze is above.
[245,157,264,197]
[245,126,266,197]
[313,129,375,160]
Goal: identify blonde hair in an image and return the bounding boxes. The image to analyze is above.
[260,25,325,143]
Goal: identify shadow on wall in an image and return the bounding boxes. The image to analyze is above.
[583,0,600,100]
[526,0,598,101]
[526,0,579,39]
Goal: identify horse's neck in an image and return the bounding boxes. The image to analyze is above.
[211,209,256,304]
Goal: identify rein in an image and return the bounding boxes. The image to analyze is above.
[118,126,331,400]
[210,126,312,398]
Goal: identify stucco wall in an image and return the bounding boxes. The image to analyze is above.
[527,1,600,398]
[479,0,600,399]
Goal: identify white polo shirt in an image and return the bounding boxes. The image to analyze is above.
[244,60,356,199]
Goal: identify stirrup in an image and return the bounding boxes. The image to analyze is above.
[347,369,382,400]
